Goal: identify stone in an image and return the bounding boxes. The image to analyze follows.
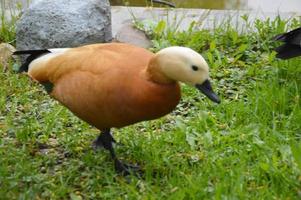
[16,0,112,50]
[0,43,17,72]
[114,23,152,49]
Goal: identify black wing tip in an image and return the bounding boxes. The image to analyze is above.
[13,49,51,55]
[13,49,51,73]
[18,63,30,73]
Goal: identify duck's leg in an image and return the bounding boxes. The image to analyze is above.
[95,129,142,176]
[92,129,116,149]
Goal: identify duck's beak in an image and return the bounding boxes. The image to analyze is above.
[195,80,221,104]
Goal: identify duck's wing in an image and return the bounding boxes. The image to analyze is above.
[14,43,153,85]
[14,43,154,128]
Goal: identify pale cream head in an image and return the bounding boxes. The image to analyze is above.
[155,46,210,86]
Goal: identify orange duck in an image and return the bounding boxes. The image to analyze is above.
[14,43,220,175]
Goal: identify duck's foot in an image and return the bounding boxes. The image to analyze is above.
[96,129,143,177]
[114,159,143,177]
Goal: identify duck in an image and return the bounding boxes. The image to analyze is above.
[273,27,301,59]
[13,43,220,175]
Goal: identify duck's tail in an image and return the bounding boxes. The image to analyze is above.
[13,49,51,73]
[273,27,301,59]
[274,44,301,60]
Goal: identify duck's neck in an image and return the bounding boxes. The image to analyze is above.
[145,56,175,84]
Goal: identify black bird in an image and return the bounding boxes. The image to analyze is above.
[273,27,301,59]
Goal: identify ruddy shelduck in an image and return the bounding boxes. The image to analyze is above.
[14,43,220,175]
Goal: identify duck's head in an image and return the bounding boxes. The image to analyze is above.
[149,46,220,103]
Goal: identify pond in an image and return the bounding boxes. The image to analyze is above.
[110,0,301,12]
[2,0,301,13]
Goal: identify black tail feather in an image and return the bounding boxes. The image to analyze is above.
[275,44,301,60]
[273,33,287,42]
[273,27,301,43]
[13,49,51,72]
[273,27,301,59]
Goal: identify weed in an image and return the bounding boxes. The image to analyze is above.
[0,0,22,44]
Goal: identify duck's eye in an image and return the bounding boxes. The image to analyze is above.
[191,65,199,71]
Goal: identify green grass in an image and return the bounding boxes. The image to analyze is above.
[1,15,301,199]
[0,0,21,44]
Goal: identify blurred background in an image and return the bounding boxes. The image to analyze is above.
[1,0,301,12]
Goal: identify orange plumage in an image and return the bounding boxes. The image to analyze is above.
[29,43,181,129]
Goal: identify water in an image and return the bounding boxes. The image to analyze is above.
[111,0,301,12]
[1,0,301,13]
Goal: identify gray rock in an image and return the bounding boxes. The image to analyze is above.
[16,0,112,50]
[114,23,152,49]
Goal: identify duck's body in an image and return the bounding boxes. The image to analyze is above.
[28,43,181,129]
[14,42,220,175]
[274,27,301,59]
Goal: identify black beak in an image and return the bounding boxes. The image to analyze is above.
[195,80,221,104]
